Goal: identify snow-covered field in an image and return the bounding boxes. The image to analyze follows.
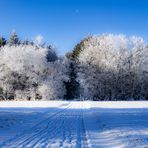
[0,101,148,148]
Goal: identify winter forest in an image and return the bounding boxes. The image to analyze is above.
[0,32,148,101]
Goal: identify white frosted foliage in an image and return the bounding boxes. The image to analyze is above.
[0,45,68,100]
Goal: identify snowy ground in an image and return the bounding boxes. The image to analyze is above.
[0,101,148,148]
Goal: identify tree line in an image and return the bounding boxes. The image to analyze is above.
[0,33,148,100]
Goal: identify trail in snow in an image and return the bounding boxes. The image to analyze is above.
[0,102,91,148]
[0,101,148,148]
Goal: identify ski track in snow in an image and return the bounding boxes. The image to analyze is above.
[0,101,148,148]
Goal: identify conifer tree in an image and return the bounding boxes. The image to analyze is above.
[0,37,6,47]
[8,31,20,46]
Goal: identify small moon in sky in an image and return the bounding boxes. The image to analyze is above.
[75,9,79,13]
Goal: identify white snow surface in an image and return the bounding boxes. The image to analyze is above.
[0,101,148,148]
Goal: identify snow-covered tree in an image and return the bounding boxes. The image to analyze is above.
[1,32,148,101]
[38,58,69,100]
[132,37,148,99]
[0,44,68,100]
[34,35,44,46]
[76,34,147,100]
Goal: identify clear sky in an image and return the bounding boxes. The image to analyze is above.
[0,0,148,55]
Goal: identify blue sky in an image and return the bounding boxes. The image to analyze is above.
[0,0,148,55]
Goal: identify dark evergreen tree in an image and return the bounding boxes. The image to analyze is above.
[64,61,79,100]
[22,40,34,46]
[64,37,92,100]
[0,37,6,47]
[46,45,58,62]
[8,31,21,46]
[68,36,92,60]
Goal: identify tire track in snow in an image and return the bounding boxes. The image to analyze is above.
[0,102,72,148]
[1,102,92,148]
[29,102,91,148]
[81,102,92,148]
[32,102,91,148]
[33,113,67,147]
[19,105,72,147]
[37,107,78,147]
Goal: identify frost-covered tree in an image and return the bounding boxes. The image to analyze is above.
[76,34,147,100]
[0,44,68,100]
[132,38,148,100]
[38,58,69,100]
[1,32,148,101]
[34,35,44,46]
